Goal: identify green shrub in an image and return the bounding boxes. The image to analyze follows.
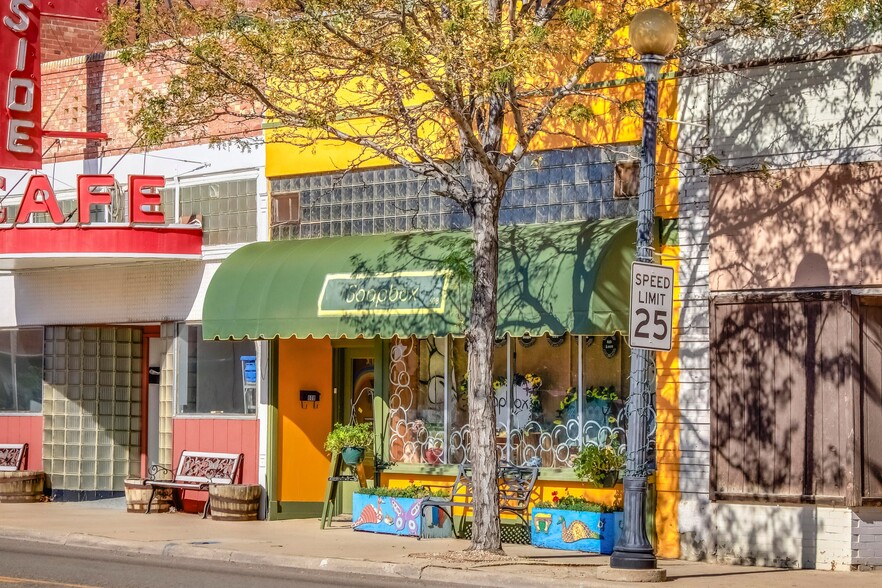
[535,491,619,512]
[324,422,373,454]
[572,436,625,485]
[355,483,447,499]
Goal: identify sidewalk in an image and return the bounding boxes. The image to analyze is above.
[0,501,878,587]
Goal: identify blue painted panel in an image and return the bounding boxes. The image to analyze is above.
[351,494,452,538]
[531,508,623,554]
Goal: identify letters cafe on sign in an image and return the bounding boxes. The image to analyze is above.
[200,212,644,517]
[0,173,202,264]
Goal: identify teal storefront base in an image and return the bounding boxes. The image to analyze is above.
[531,508,623,554]
[351,493,452,538]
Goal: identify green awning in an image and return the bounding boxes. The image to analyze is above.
[203,218,636,340]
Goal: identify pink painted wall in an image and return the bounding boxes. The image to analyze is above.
[172,418,260,482]
[0,415,43,470]
[171,417,260,513]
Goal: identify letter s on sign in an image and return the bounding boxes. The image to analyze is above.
[3,0,34,32]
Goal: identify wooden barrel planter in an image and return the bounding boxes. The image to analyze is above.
[124,478,172,513]
[209,484,261,521]
[0,471,45,503]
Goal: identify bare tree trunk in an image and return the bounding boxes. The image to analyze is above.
[466,190,503,554]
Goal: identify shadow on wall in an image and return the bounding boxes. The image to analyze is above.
[678,294,859,568]
[678,499,854,569]
[709,161,882,292]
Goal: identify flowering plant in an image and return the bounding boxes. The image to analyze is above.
[555,385,620,424]
[536,490,620,512]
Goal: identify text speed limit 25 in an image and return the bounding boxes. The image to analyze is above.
[629,261,674,351]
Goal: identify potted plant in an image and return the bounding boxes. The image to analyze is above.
[324,422,373,467]
[531,492,624,554]
[572,435,625,487]
[352,482,451,538]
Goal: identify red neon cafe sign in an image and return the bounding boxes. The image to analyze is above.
[3,174,166,227]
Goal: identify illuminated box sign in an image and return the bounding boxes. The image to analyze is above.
[0,174,203,268]
[2,174,166,226]
[318,271,450,316]
[1,0,41,170]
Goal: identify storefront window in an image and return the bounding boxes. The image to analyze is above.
[386,334,630,469]
[175,324,257,415]
[0,328,44,413]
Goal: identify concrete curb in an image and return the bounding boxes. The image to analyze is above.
[0,526,606,588]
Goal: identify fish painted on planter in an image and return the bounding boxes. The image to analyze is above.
[559,516,600,543]
[353,501,383,527]
[390,497,422,536]
[533,512,553,534]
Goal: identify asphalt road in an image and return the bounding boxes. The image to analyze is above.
[0,538,462,588]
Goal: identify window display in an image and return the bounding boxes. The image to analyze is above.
[386,333,633,469]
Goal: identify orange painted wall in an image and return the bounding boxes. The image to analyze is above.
[171,417,260,513]
[654,241,681,558]
[277,337,333,503]
[0,415,43,469]
[383,472,623,517]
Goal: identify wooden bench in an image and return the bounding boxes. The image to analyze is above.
[0,443,28,472]
[145,451,243,518]
[419,463,539,539]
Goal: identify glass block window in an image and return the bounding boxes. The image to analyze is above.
[387,334,634,468]
[167,179,258,246]
[175,324,257,415]
[41,326,142,492]
[269,147,636,240]
[4,198,78,225]
[0,327,43,412]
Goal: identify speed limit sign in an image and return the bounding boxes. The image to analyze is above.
[629,261,674,351]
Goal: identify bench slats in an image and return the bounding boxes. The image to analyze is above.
[0,443,27,472]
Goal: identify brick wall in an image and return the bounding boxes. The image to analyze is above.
[40,52,260,165]
[41,16,104,62]
[853,508,882,569]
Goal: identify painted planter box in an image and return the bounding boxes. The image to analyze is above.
[531,508,623,554]
[351,493,452,538]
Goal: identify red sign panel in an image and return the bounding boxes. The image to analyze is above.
[42,0,106,21]
[1,0,42,170]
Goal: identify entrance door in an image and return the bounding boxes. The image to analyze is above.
[142,327,162,476]
[335,347,376,514]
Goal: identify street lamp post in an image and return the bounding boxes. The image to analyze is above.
[609,8,678,572]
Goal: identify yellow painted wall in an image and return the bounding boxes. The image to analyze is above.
[278,337,333,503]
[266,65,679,179]
[382,471,623,521]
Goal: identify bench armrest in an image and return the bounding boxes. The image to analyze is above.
[148,464,174,481]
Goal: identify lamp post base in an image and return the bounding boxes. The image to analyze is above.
[610,545,658,569]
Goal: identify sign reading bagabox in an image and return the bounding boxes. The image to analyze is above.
[629,261,674,352]
[1,0,41,170]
